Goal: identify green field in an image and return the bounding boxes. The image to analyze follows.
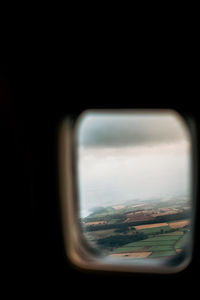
[148,245,174,251]
[150,250,176,257]
[175,232,189,249]
[112,231,185,258]
[138,225,172,234]
[162,231,184,236]
[107,219,122,224]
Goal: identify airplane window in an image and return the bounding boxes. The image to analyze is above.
[60,109,196,273]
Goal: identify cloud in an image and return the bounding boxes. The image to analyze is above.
[76,110,190,148]
[76,110,191,215]
[78,144,191,212]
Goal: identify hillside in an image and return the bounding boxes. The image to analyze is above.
[80,197,191,259]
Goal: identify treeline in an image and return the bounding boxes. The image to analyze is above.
[154,210,190,222]
[84,222,128,232]
[83,210,190,232]
[83,213,126,223]
[97,232,147,249]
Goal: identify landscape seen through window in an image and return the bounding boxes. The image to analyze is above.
[77,111,192,260]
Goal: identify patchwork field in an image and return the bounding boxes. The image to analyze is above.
[82,198,191,259]
[133,220,190,235]
[110,231,186,258]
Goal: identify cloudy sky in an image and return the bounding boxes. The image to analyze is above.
[76,110,191,217]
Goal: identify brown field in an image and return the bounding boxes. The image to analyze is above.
[151,208,178,217]
[125,211,154,223]
[109,252,152,258]
[85,221,107,226]
[125,208,182,223]
[134,222,169,230]
[169,220,189,229]
[125,216,154,223]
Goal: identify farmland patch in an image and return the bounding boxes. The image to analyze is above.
[112,232,184,258]
[85,221,107,226]
[109,252,152,258]
[134,223,169,230]
[150,250,176,258]
[169,220,189,229]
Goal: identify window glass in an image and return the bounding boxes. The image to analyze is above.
[74,110,193,269]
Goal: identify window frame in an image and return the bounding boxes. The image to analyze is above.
[59,109,197,274]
